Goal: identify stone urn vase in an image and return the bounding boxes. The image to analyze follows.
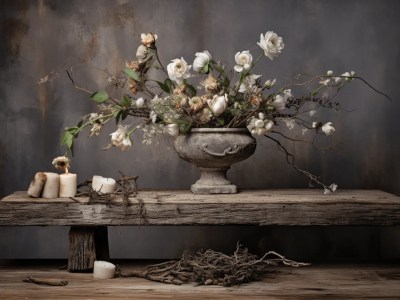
[174,128,256,194]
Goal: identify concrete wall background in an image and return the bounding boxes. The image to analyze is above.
[0,0,399,260]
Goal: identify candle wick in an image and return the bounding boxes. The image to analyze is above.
[65,167,69,174]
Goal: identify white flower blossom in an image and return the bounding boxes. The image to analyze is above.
[264,79,276,89]
[321,122,335,135]
[257,31,284,60]
[120,136,132,151]
[234,50,253,73]
[247,116,274,135]
[141,33,157,47]
[270,89,291,111]
[167,57,191,84]
[135,97,145,108]
[324,183,338,194]
[312,121,318,129]
[326,70,334,76]
[207,94,229,116]
[110,125,132,151]
[193,50,211,72]
[165,124,180,137]
[239,74,262,93]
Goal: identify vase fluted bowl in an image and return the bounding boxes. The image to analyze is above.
[174,128,256,194]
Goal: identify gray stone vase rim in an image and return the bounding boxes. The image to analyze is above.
[190,128,249,133]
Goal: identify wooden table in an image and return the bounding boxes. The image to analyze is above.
[0,260,399,299]
[1,189,400,272]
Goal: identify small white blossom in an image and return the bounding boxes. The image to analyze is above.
[257,31,284,60]
[264,79,276,89]
[234,50,253,73]
[193,50,211,72]
[167,57,191,84]
[321,122,335,135]
[239,74,262,93]
[247,116,274,135]
[319,79,331,86]
[312,122,318,128]
[271,94,286,111]
[342,71,351,81]
[110,125,132,151]
[120,136,132,151]
[327,70,334,76]
[135,97,145,108]
[141,33,157,47]
[324,183,338,194]
[207,94,229,116]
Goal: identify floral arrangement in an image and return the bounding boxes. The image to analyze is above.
[62,31,388,192]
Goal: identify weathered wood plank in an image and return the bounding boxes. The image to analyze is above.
[1,190,399,226]
[0,261,399,299]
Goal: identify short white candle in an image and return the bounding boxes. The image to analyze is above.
[42,172,60,198]
[93,260,116,279]
[92,175,116,194]
[59,173,77,197]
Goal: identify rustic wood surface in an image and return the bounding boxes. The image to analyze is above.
[0,260,399,299]
[1,189,400,226]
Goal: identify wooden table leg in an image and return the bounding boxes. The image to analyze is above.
[67,226,110,272]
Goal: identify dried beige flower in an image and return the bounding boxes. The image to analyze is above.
[201,74,218,93]
[52,156,70,172]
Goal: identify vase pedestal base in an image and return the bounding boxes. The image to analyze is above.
[191,183,237,194]
[190,168,237,194]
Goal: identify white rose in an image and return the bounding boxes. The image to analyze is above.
[321,122,335,136]
[136,45,148,63]
[167,57,191,84]
[193,50,211,72]
[257,31,284,60]
[165,124,180,137]
[239,74,262,93]
[234,50,253,73]
[141,33,157,47]
[207,94,229,116]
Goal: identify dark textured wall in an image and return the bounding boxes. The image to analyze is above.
[0,0,399,260]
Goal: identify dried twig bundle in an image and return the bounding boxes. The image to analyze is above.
[117,244,309,286]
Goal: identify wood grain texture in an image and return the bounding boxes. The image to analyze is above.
[0,261,399,299]
[1,190,399,226]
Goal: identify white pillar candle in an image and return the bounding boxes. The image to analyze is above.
[42,172,60,198]
[92,175,116,194]
[59,173,77,197]
[93,261,116,279]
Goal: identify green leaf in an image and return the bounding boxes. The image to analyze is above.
[115,110,123,124]
[90,90,109,103]
[165,78,174,91]
[156,80,170,93]
[179,123,192,133]
[121,95,132,108]
[185,83,196,97]
[123,68,140,81]
[121,109,129,121]
[61,130,74,149]
[216,117,225,126]
[201,64,209,74]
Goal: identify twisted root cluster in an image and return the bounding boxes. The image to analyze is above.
[117,245,308,286]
